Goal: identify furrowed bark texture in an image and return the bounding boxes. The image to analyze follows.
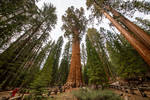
[65,31,82,87]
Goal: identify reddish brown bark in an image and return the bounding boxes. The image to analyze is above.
[103,11,150,66]
[65,30,82,88]
[106,6,150,49]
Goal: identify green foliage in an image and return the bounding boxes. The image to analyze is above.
[62,6,87,39]
[30,36,63,99]
[86,0,150,20]
[81,43,88,84]
[29,48,54,99]
[86,35,108,85]
[20,42,53,88]
[72,88,122,100]
[106,32,149,79]
[83,65,89,85]
[40,3,57,31]
[58,41,71,85]
[86,0,113,22]
[50,36,64,85]
[135,17,150,34]
[0,3,57,90]
[119,0,150,15]
[87,28,114,80]
[0,0,38,47]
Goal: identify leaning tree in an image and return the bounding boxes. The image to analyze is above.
[86,0,150,66]
[62,6,87,87]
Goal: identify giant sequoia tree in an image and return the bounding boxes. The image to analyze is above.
[86,0,150,66]
[62,6,87,87]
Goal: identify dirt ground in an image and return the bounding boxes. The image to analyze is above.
[112,89,150,100]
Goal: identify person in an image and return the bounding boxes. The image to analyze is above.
[11,88,19,97]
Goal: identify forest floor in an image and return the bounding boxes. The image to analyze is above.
[48,88,150,100]
[0,88,150,100]
[48,88,78,100]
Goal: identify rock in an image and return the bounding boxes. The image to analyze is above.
[120,93,123,96]
[51,91,55,95]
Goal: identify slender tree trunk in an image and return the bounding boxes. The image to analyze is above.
[13,22,43,61]
[21,30,47,70]
[9,25,35,50]
[66,30,82,88]
[0,11,24,24]
[103,10,150,66]
[106,6,150,49]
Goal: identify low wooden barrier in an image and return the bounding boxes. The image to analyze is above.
[9,96,21,100]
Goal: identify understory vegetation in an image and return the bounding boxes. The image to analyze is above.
[72,89,122,100]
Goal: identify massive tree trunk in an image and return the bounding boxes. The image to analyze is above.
[103,10,150,66]
[65,30,82,88]
[106,6,150,49]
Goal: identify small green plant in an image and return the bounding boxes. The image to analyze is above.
[23,94,48,100]
[72,88,122,100]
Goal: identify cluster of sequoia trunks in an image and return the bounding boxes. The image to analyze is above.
[102,5,150,66]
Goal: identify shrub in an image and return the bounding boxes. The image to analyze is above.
[23,94,47,100]
[72,88,122,100]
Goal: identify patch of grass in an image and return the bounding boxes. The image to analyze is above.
[72,88,122,100]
